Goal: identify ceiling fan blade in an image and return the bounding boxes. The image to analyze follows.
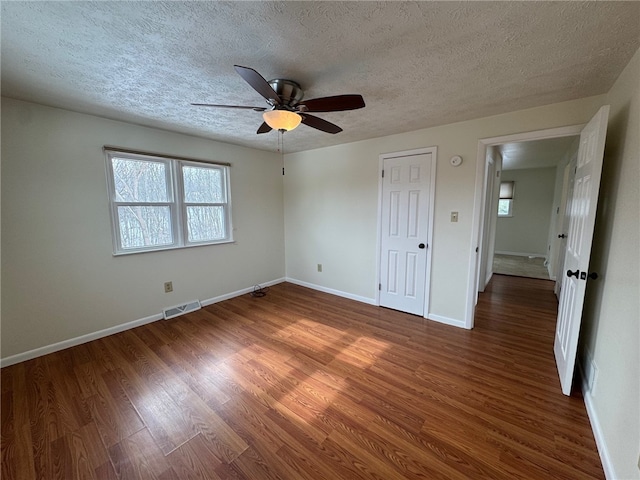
[234,65,281,105]
[297,94,365,113]
[257,122,272,134]
[300,114,342,134]
[191,103,267,112]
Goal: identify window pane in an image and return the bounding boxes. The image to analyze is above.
[112,158,169,202]
[117,206,173,249]
[498,199,512,216]
[183,166,223,203]
[186,206,226,242]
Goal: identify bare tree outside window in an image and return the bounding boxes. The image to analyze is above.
[106,152,232,254]
[182,165,227,242]
[112,158,173,249]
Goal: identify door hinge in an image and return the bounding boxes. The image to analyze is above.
[381,170,384,178]
[378,283,381,291]
[282,167,285,175]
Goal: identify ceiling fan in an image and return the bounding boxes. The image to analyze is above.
[192,65,365,135]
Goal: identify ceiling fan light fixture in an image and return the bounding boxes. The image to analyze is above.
[262,109,302,131]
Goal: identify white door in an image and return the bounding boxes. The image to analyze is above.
[379,152,434,316]
[554,160,576,297]
[478,156,498,293]
[555,105,609,396]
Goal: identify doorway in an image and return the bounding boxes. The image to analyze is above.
[466,125,583,327]
[468,105,610,396]
[491,137,579,283]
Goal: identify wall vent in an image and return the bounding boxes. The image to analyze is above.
[163,300,201,320]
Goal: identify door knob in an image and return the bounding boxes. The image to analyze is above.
[566,269,580,278]
[418,243,426,249]
[558,234,567,239]
[587,272,599,280]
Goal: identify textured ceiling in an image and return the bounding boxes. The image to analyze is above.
[2,1,639,153]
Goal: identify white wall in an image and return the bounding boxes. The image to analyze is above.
[1,98,285,360]
[580,48,640,480]
[284,95,605,325]
[494,167,557,257]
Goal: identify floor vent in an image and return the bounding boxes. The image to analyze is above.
[163,300,201,320]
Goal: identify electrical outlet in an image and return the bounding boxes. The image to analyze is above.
[451,211,459,222]
[164,281,173,293]
[317,264,323,273]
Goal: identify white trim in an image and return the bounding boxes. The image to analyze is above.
[200,278,285,307]
[376,146,437,317]
[424,150,437,317]
[285,277,377,306]
[580,364,616,480]
[0,313,162,368]
[285,278,465,329]
[0,278,286,368]
[375,154,385,305]
[105,152,233,255]
[494,250,547,258]
[427,313,467,329]
[466,124,585,329]
[480,125,585,146]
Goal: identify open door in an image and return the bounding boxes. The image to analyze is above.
[554,105,609,396]
[554,160,575,296]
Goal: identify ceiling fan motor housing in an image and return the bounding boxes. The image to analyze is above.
[268,79,304,107]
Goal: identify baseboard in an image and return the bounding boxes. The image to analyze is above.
[0,277,286,368]
[199,278,286,307]
[285,277,377,306]
[427,313,467,329]
[495,250,547,258]
[0,312,163,368]
[580,361,616,479]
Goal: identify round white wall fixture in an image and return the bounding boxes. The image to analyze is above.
[450,155,463,167]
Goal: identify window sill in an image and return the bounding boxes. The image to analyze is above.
[112,238,235,256]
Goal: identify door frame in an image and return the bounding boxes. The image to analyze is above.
[375,147,437,317]
[477,152,499,293]
[465,125,584,329]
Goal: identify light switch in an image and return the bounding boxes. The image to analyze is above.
[451,211,459,222]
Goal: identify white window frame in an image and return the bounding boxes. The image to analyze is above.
[105,150,233,255]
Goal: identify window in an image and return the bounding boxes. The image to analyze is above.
[105,150,232,254]
[498,181,514,217]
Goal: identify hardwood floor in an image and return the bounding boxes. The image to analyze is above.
[1,276,604,479]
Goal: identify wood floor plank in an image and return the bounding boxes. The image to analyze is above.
[50,432,97,480]
[1,364,37,480]
[1,276,604,479]
[93,460,119,480]
[108,428,170,479]
[164,433,224,480]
